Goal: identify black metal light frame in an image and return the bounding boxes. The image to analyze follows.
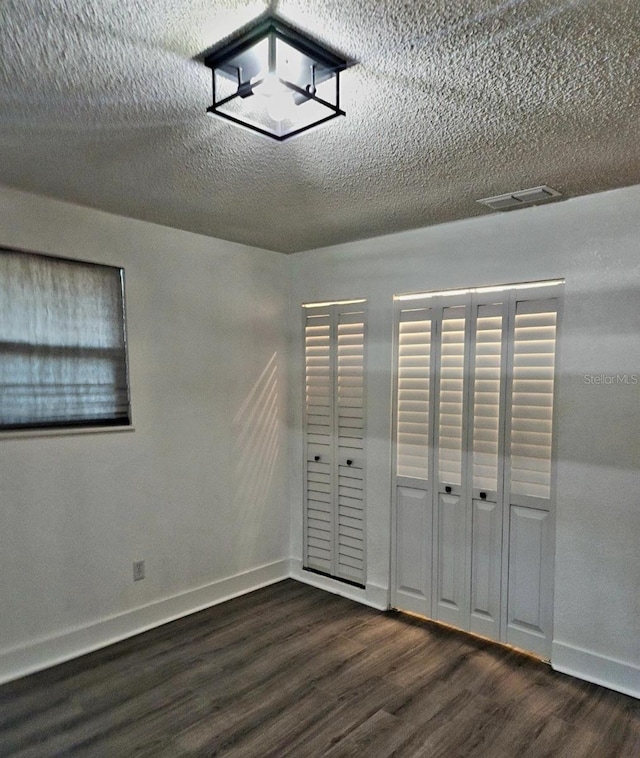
[204,15,348,141]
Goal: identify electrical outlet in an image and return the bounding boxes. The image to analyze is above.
[133,560,145,581]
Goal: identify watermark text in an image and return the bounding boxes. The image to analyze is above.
[583,373,638,385]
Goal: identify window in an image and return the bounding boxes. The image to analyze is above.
[0,248,131,432]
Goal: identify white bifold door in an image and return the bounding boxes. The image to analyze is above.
[392,283,561,658]
[303,302,367,587]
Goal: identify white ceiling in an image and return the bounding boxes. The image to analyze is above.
[1,1,640,253]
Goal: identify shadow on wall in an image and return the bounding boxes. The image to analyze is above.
[232,352,281,561]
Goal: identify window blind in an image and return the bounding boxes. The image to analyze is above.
[0,249,130,431]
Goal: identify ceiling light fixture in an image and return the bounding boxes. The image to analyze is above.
[204,15,350,141]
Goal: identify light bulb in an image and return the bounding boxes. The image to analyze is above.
[266,91,297,122]
[254,73,298,122]
[257,72,281,97]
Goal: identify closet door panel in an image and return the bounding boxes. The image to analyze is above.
[469,497,502,639]
[304,311,334,575]
[503,295,559,657]
[435,490,467,626]
[469,302,506,640]
[434,304,470,628]
[336,310,366,584]
[506,505,553,657]
[396,484,431,614]
[392,307,434,609]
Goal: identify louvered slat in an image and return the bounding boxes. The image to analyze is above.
[305,315,332,442]
[509,303,557,499]
[472,310,503,491]
[438,308,465,485]
[397,310,431,479]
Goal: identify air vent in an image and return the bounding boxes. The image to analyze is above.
[477,185,562,211]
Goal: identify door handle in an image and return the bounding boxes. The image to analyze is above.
[445,485,452,494]
[314,455,320,462]
[346,459,353,466]
[480,491,487,500]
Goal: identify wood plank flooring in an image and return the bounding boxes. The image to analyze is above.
[1,579,639,757]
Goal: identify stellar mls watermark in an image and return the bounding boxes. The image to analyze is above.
[583,373,638,385]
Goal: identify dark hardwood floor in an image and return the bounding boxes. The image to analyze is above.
[1,579,639,757]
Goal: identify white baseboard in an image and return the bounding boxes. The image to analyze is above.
[6,561,637,703]
[290,558,388,611]
[0,559,290,686]
[552,640,640,700]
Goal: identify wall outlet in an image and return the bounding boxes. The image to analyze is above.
[133,560,145,581]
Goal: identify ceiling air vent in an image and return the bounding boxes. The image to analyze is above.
[477,185,562,211]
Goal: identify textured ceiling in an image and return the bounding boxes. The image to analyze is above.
[1,1,640,253]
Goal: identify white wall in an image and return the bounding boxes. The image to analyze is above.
[289,184,640,697]
[1,181,638,699]
[0,186,290,683]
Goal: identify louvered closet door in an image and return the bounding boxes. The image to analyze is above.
[469,302,507,640]
[336,311,366,584]
[393,284,561,659]
[304,310,334,575]
[303,304,367,586]
[503,297,558,657]
[394,308,434,614]
[434,303,471,628]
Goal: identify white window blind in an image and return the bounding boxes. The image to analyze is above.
[509,300,557,499]
[0,249,130,431]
